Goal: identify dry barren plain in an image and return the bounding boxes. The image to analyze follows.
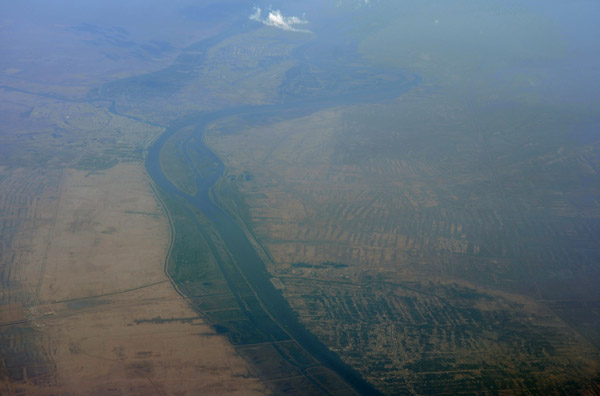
[0,79,268,396]
[0,162,268,395]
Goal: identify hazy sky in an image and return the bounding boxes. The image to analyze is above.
[1,0,598,104]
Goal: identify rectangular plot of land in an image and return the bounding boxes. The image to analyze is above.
[236,343,303,380]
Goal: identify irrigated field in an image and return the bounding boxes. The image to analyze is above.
[207,83,600,394]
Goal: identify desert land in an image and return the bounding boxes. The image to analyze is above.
[0,111,268,395]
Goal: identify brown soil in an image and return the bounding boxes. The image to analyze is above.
[1,163,268,395]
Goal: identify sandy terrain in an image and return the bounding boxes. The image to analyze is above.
[2,163,268,395]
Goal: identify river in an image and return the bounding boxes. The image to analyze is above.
[141,27,421,396]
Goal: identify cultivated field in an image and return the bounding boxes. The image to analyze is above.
[207,86,600,394]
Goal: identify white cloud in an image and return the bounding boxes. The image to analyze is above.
[250,7,310,33]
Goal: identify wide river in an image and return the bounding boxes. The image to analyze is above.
[142,28,421,396]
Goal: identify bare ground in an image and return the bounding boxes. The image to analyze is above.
[1,163,268,395]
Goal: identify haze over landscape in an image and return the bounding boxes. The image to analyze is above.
[1,1,599,395]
